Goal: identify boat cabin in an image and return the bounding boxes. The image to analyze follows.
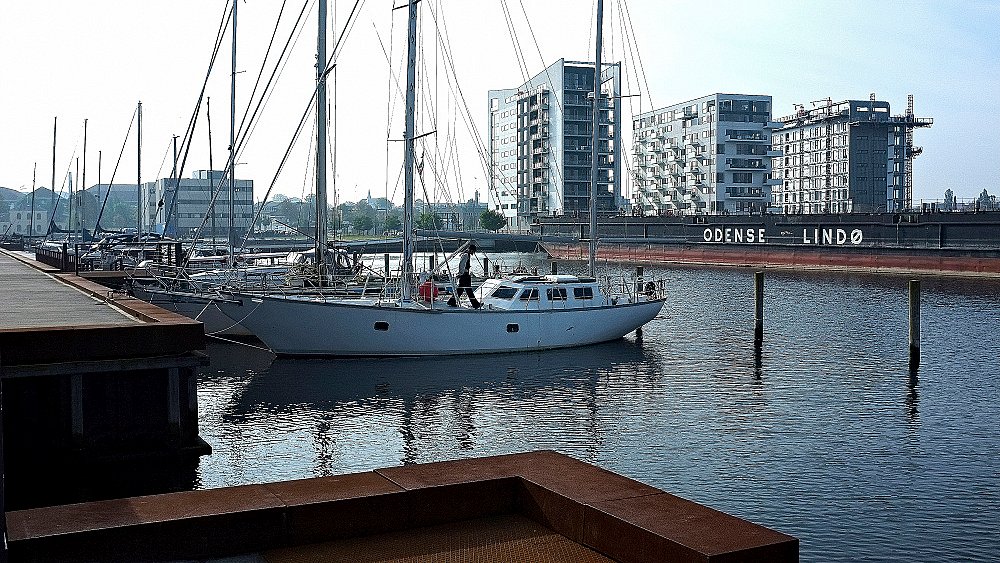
[476,274,619,310]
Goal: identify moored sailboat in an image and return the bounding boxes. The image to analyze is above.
[216,0,664,356]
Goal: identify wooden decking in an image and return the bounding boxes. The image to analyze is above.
[0,251,139,329]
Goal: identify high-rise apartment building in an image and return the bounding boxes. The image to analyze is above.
[770,96,932,214]
[488,59,621,230]
[632,94,779,215]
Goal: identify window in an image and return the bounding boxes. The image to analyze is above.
[733,172,753,183]
[573,287,594,300]
[507,324,519,333]
[519,288,539,301]
[547,288,567,301]
[373,322,389,331]
[491,286,518,299]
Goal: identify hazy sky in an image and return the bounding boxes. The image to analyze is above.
[1,1,996,206]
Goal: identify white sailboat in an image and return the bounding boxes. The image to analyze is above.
[217,0,664,356]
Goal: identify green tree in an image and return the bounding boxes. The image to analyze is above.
[352,214,375,233]
[384,212,402,231]
[479,209,507,232]
[416,210,443,230]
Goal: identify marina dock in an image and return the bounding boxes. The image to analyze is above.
[0,248,208,509]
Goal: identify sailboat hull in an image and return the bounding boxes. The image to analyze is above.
[216,295,663,356]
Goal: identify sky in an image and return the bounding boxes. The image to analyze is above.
[1,0,997,206]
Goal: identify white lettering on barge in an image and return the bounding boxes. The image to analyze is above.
[802,228,864,245]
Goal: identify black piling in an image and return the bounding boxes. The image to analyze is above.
[754,271,764,344]
[551,261,558,275]
[909,279,920,368]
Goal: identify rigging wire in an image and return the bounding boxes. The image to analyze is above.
[93,108,138,231]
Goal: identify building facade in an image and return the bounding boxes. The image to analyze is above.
[770,97,932,214]
[488,59,621,231]
[632,94,779,215]
[145,170,253,240]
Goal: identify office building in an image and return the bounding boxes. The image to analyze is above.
[633,94,779,215]
[145,170,253,240]
[488,59,621,230]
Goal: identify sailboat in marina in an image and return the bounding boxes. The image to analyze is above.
[216,0,664,356]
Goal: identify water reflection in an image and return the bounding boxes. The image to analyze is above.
[212,338,659,471]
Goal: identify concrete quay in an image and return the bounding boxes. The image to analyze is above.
[7,451,797,562]
[0,249,209,509]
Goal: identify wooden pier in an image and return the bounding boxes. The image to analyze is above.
[0,249,208,510]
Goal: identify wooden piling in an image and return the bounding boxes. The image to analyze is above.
[482,256,488,277]
[754,271,764,343]
[909,279,920,366]
[384,253,390,277]
[551,261,558,275]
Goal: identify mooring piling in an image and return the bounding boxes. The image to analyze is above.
[909,279,920,367]
[754,271,764,344]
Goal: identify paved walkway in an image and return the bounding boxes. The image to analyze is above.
[0,250,138,329]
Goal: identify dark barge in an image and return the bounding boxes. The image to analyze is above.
[536,210,1000,275]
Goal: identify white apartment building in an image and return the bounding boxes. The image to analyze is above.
[488,59,621,230]
[633,94,779,215]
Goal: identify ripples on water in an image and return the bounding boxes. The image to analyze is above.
[195,263,1000,562]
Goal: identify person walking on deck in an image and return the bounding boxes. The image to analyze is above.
[448,244,481,308]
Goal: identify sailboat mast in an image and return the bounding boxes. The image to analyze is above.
[314,0,329,275]
[51,117,57,236]
[588,0,604,277]
[401,0,418,302]
[228,0,237,263]
[82,118,87,240]
[137,101,142,236]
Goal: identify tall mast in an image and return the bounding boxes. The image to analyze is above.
[588,0,604,277]
[69,161,75,236]
[137,101,142,236]
[401,0,418,302]
[228,0,238,263]
[207,97,216,242]
[50,117,57,236]
[29,163,36,239]
[82,118,87,239]
[314,0,329,275]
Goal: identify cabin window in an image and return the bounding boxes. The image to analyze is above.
[547,288,567,301]
[573,287,594,300]
[373,321,389,331]
[506,323,519,333]
[519,288,539,301]
[491,286,518,299]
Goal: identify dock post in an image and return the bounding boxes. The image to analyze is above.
[551,261,558,275]
[61,242,69,272]
[909,279,920,367]
[71,374,84,446]
[482,256,489,277]
[428,254,435,271]
[384,253,391,277]
[635,266,644,296]
[1,376,7,563]
[754,271,764,344]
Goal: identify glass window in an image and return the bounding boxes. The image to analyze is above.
[573,287,594,300]
[491,286,518,299]
[519,288,539,301]
[547,288,567,301]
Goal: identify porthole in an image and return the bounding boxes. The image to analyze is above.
[374,321,389,331]
[506,323,519,333]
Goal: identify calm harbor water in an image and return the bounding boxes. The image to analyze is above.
[193,263,999,562]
